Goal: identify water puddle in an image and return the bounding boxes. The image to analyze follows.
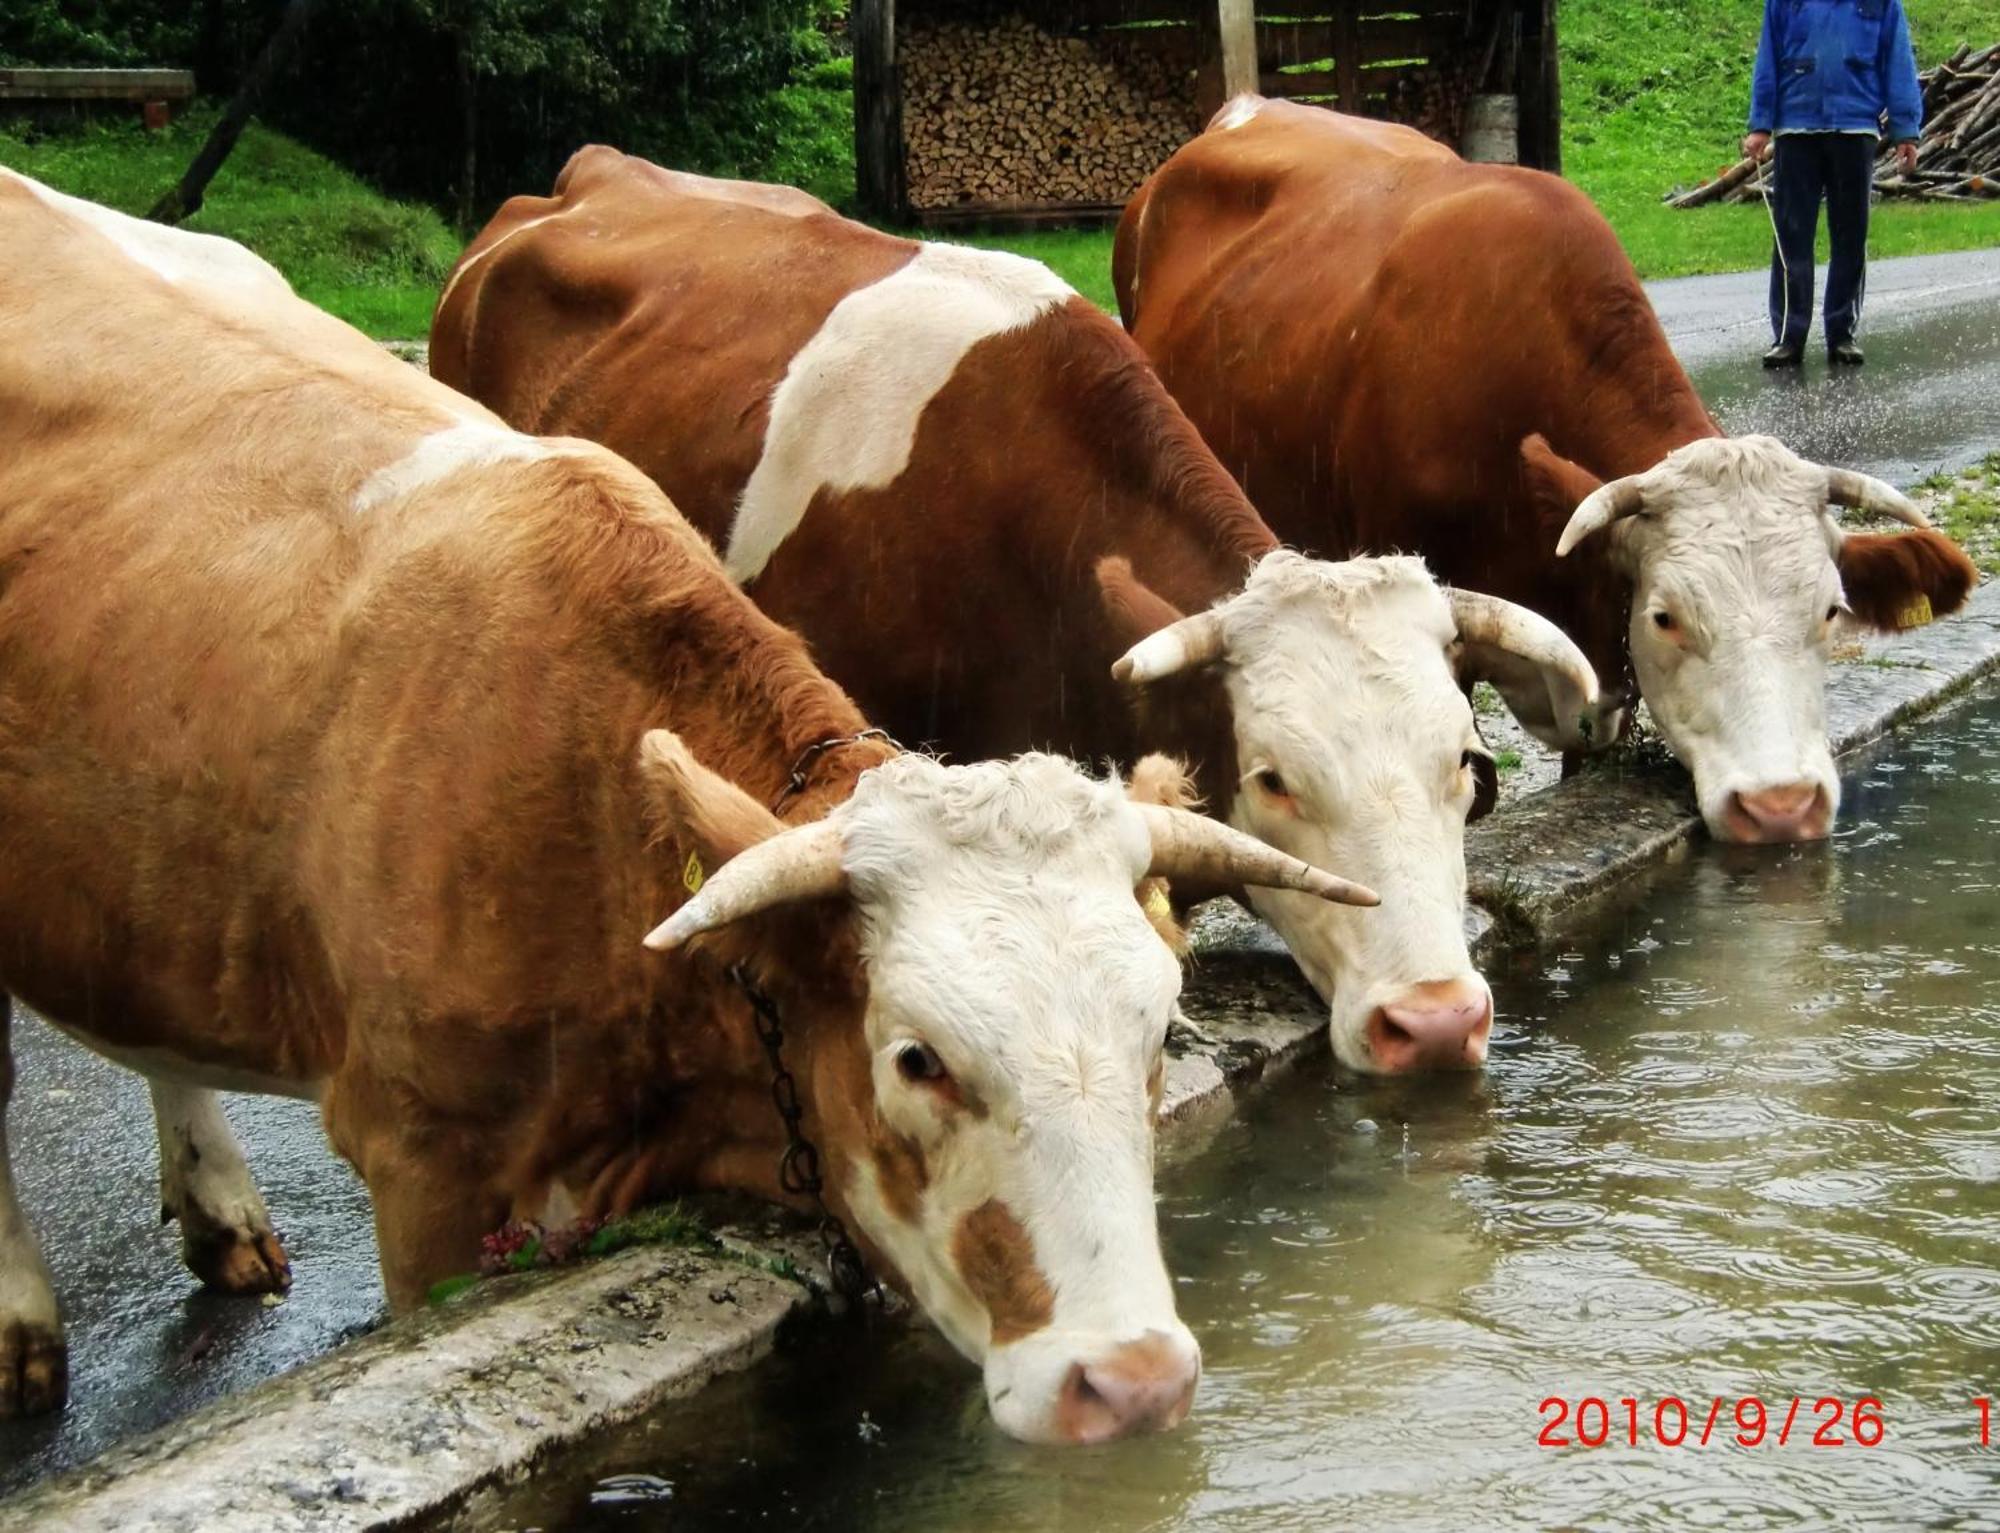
[476,688,2000,1531]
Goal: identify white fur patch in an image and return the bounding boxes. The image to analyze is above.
[43,1020,320,1100]
[1215,95,1263,131]
[5,167,291,296]
[150,1081,276,1240]
[0,1086,60,1335]
[724,242,1074,583]
[352,421,551,514]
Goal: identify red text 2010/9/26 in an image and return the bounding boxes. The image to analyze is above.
[1538,1397,1887,1448]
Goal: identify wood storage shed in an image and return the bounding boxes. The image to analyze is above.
[854,0,1562,228]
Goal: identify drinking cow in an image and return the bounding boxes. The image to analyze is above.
[0,169,1377,1440]
[431,148,1604,1075]
[1115,98,1976,844]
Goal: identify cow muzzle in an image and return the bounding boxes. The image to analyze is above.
[1362,978,1494,1073]
[1718,782,1834,844]
[988,1324,1201,1444]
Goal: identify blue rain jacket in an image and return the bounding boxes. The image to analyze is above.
[1748,0,1924,140]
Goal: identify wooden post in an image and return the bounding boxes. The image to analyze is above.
[1517,0,1563,173]
[1217,0,1258,101]
[853,0,907,221]
[1333,3,1362,114]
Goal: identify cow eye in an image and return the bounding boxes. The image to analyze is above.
[1825,603,1842,622]
[896,1041,948,1084]
[1652,610,1676,631]
[1254,767,1288,797]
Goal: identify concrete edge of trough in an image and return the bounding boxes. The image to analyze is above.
[8,585,1998,1532]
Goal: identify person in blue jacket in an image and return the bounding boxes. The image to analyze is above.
[1743,0,1923,367]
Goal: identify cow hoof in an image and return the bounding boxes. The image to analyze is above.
[182,1223,292,1296]
[0,1318,69,1418]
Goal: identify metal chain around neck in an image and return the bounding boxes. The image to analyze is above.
[768,728,900,816]
[727,961,875,1310]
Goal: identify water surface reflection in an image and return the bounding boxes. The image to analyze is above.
[492,692,2000,1532]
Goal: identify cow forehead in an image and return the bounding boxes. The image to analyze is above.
[1222,552,1468,741]
[834,755,1177,1069]
[1636,443,1842,615]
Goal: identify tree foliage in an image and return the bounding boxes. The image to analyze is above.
[2,0,843,219]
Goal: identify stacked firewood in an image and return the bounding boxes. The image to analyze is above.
[1670,42,2000,207]
[902,13,1202,209]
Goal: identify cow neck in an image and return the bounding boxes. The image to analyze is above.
[1555,272,1722,481]
[984,309,1272,789]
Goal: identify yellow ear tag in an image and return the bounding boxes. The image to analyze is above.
[682,851,706,896]
[1896,595,1933,630]
[1143,883,1173,923]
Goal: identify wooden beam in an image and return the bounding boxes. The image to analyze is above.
[1516,0,1562,172]
[852,0,907,222]
[0,68,194,102]
[1217,0,1259,100]
[1333,6,1363,112]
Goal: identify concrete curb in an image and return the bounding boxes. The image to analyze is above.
[7,586,1997,1533]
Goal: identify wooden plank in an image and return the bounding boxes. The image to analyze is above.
[1256,21,1338,70]
[0,67,194,102]
[1515,0,1560,171]
[1218,0,1259,98]
[1332,6,1362,110]
[852,0,908,221]
[1060,0,1203,28]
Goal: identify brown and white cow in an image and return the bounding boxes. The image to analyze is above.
[1116,97,1978,845]
[0,170,1380,1441]
[430,147,1604,1076]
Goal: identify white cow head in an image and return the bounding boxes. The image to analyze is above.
[1545,435,1977,843]
[639,738,1373,1443]
[1102,551,1601,1076]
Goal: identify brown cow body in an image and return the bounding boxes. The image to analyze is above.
[1115,99,1713,692]
[1116,98,1976,842]
[432,148,1273,787]
[433,150,1613,1080]
[4,170,1368,1438]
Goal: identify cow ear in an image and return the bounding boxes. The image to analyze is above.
[1519,434,1607,542]
[1096,556,1189,650]
[1837,530,1978,634]
[638,730,785,871]
[1125,753,1201,955]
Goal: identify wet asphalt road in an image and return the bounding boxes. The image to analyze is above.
[1,247,1996,1498]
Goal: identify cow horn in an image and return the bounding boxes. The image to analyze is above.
[1823,467,1932,529]
[1136,804,1379,906]
[1112,610,1227,684]
[1447,588,1601,701]
[642,821,847,952]
[1555,476,1647,557]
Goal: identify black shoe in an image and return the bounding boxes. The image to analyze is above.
[1828,341,1865,366]
[1762,342,1803,368]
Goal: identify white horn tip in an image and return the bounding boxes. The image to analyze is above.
[1315,873,1380,907]
[1113,630,1179,686]
[642,914,691,952]
[1554,525,1585,558]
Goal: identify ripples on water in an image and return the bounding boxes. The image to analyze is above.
[493,697,2000,1532]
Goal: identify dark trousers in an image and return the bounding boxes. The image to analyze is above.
[1767,132,1876,349]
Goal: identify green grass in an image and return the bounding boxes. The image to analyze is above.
[1563,0,2000,275]
[1915,451,2000,574]
[0,104,461,337]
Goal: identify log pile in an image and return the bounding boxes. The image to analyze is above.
[1670,42,2000,207]
[902,13,1202,209]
